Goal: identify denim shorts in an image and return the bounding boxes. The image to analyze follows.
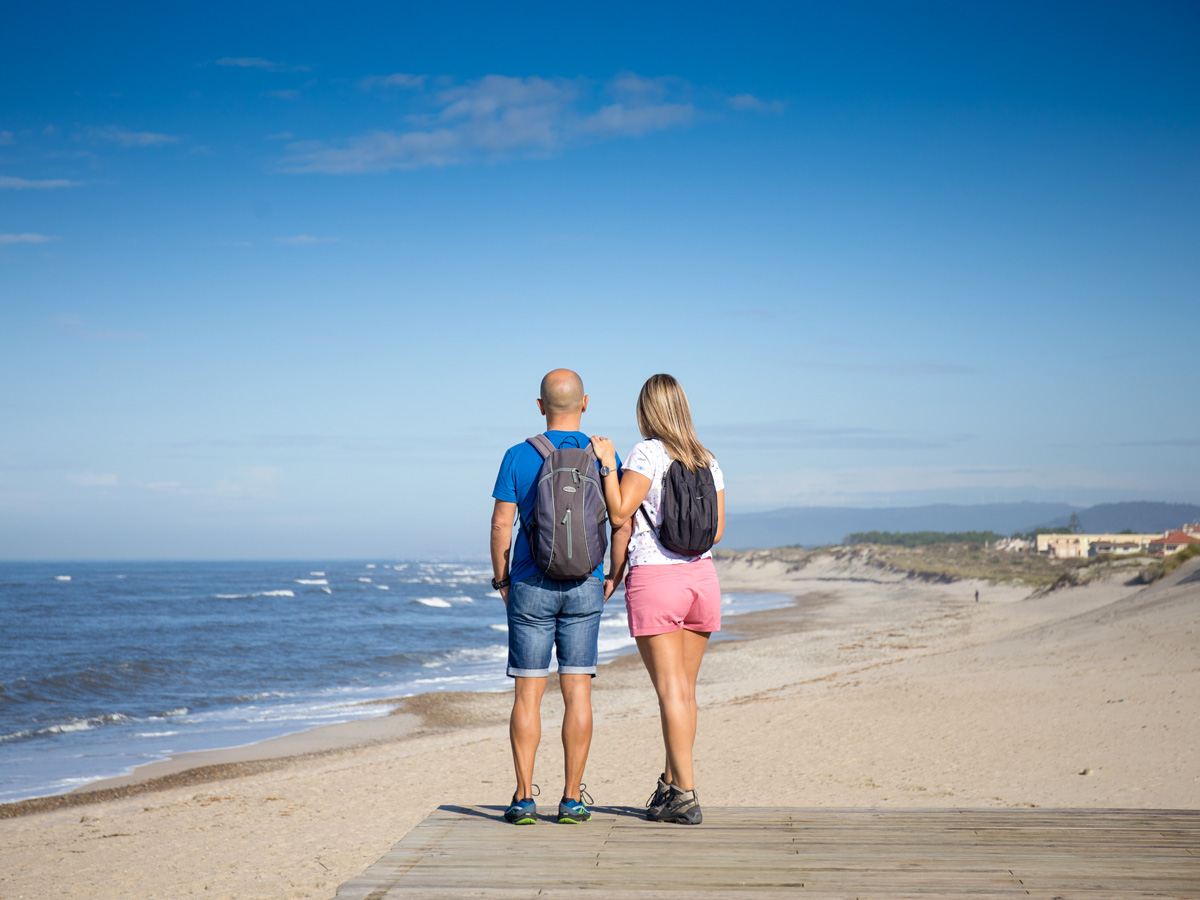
[506,575,604,678]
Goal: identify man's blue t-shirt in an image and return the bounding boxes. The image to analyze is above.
[492,431,619,584]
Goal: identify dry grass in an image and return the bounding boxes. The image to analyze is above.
[719,543,1154,588]
[1143,542,1200,582]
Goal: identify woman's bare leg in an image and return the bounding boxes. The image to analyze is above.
[680,628,710,771]
[637,630,700,791]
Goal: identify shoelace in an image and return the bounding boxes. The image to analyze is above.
[563,785,593,808]
[513,783,540,805]
[646,776,670,807]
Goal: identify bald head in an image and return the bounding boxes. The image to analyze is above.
[539,369,586,415]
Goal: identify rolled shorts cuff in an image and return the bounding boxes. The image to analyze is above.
[556,665,598,676]
[507,666,551,679]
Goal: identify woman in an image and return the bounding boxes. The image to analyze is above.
[591,373,725,825]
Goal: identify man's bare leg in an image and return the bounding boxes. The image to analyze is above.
[559,673,593,800]
[510,676,547,799]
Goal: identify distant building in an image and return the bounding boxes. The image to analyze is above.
[1089,540,1143,556]
[1036,533,1161,558]
[994,536,1034,552]
[1147,531,1200,556]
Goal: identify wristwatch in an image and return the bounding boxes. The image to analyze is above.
[491,576,511,590]
[599,465,613,477]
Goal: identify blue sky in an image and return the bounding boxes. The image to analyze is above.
[2,1,1198,559]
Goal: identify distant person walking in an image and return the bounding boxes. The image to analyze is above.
[591,374,725,825]
[490,369,630,825]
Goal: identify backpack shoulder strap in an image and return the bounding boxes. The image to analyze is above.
[635,445,668,531]
[638,503,654,529]
[526,434,555,459]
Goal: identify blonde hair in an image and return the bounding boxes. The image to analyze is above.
[635,374,713,473]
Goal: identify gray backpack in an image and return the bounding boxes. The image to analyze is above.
[521,434,609,580]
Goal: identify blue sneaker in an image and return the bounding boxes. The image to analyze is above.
[504,790,538,825]
[557,785,594,824]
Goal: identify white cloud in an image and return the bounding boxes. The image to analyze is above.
[70,472,118,487]
[90,126,179,147]
[728,93,786,113]
[265,89,301,100]
[272,234,341,245]
[0,176,83,190]
[732,464,1152,509]
[281,72,696,174]
[214,57,308,73]
[361,73,426,90]
[145,466,280,499]
[0,130,13,145]
[610,73,675,101]
[799,360,975,376]
[576,102,694,138]
[55,314,147,341]
[283,130,464,173]
[709,420,967,452]
[0,233,59,244]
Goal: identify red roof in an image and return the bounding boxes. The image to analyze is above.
[1149,531,1200,546]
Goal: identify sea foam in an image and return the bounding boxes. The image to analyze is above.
[415,597,452,608]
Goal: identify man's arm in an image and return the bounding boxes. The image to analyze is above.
[605,518,632,601]
[490,499,517,605]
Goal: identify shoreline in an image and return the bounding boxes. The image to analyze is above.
[3,551,1196,900]
[0,584,802,819]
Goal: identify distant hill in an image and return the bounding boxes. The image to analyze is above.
[1076,502,1200,534]
[722,502,1077,550]
[722,500,1200,550]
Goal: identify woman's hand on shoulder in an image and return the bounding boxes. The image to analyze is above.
[590,435,617,469]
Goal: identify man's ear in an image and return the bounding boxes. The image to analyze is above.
[536,398,546,416]
[580,394,589,413]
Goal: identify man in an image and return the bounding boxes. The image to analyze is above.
[490,369,630,825]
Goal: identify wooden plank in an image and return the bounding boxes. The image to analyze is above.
[337,807,1200,899]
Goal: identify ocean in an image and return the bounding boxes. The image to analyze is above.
[0,560,790,804]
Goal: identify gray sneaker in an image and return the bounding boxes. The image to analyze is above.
[647,785,702,825]
[645,773,671,815]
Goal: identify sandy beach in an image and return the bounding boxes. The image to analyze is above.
[2,551,1197,900]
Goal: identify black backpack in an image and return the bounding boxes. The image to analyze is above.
[521,434,609,580]
[645,459,719,557]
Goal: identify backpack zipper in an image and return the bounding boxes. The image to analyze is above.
[562,508,572,558]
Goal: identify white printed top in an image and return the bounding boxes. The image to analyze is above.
[622,438,724,568]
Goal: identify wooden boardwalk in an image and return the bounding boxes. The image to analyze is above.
[336,806,1200,899]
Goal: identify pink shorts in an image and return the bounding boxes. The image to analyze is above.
[624,557,722,637]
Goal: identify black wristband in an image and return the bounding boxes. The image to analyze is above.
[491,576,511,590]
